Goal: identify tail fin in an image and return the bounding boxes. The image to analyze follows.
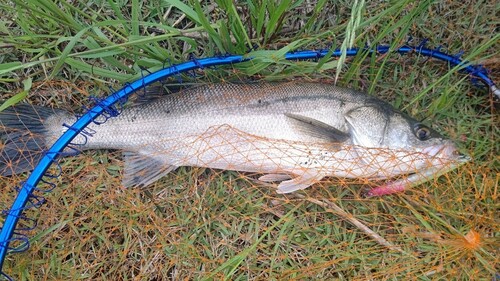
[0,104,64,176]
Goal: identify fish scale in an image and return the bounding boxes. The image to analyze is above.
[0,82,468,195]
[83,83,359,147]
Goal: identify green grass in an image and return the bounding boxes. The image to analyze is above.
[0,0,498,280]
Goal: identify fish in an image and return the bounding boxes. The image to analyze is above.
[0,82,469,196]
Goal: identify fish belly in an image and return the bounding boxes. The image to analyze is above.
[148,125,381,179]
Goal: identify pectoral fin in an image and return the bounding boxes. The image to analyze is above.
[258,174,292,182]
[276,171,325,193]
[285,113,350,143]
[122,151,177,188]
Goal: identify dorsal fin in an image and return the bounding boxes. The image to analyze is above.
[132,83,204,105]
[132,85,170,105]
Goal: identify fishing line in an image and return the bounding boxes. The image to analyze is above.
[0,42,498,280]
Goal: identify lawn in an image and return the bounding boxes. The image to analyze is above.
[0,0,498,280]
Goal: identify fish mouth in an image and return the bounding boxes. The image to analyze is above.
[421,143,471,163]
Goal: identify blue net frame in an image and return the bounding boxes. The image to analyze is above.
[0,43,498,280]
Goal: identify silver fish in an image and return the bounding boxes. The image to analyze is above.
[0,82,469,195]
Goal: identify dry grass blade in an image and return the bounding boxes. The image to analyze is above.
[291,193,406,254]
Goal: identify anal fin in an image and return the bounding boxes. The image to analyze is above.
[122,151,177,188]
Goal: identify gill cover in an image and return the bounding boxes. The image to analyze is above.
[345,106,389,148]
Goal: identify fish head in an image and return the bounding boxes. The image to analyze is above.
[345,103,469,174]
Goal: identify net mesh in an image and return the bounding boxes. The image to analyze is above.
[0,72,498,279]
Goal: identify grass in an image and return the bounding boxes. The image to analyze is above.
[0,0,498,280]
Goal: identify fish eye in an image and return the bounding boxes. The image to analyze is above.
[414,124,431,141]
